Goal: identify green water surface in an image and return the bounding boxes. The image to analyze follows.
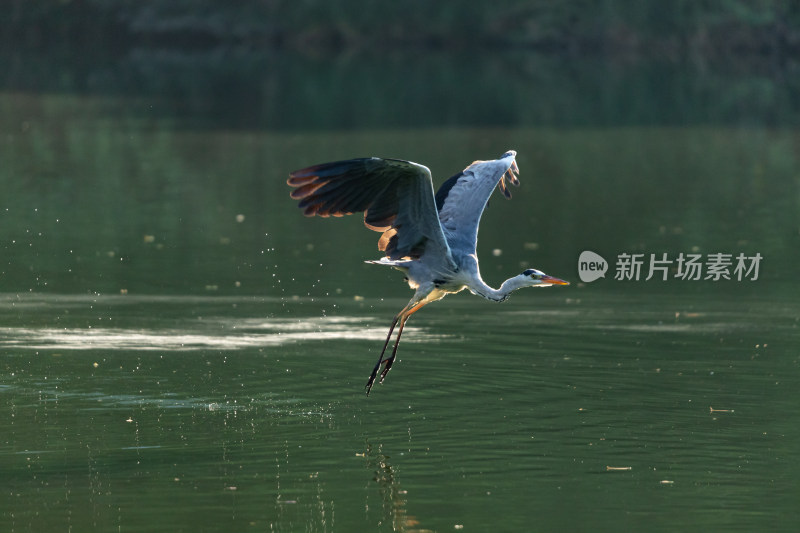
[1,51,799,532]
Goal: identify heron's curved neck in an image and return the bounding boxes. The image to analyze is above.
[469,275,527,303]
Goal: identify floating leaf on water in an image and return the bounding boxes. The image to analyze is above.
[709,407,733,413]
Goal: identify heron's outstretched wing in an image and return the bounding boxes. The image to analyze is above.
[434,150,519,253]
[288,157,454,264]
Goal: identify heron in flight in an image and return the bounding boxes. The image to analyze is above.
[287,150,568,394]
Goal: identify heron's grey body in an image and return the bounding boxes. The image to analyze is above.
[288,150,567,394]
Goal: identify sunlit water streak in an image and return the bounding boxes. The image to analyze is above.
[0,315,438,351]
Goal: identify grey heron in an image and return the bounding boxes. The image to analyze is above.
[287,150,568,394]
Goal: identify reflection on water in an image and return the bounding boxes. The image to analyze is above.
[364,442,430,533]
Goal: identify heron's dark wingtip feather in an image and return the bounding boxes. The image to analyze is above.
[301,204,318,216]
[289,159,369,185]
[287,174,316,187]
[301,159,370,177]
[298,196,326,212]
[290,181,326,200]
[499,177,513,199]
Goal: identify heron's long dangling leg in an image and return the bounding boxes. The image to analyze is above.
[378,316,407,383]
[365,315,400,394]
[365,295,425,395]
[365,284,441,395]
[378,298,430,384]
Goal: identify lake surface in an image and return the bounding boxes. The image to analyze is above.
[1,290,798,532]
[1,49,799,531]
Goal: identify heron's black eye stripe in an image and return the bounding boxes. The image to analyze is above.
[522,269,536,276]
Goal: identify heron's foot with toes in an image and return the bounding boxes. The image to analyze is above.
[365,357,395,394]
[379,357,395,383]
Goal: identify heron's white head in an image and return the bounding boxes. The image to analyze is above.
[521,268,569,287]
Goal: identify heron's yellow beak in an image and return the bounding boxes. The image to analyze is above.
[541,275,569,286]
